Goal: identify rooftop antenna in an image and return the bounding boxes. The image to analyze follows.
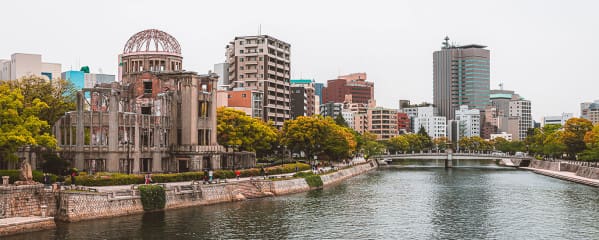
[259,24,262,35]
[499,83,504,90]
[443,36,450,49]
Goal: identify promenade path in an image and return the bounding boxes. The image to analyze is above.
[521,167,599,187]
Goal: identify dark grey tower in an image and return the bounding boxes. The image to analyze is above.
[433,37,490,120]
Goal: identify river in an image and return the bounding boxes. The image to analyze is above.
[7,165,599,239]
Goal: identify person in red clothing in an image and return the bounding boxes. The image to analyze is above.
[235,169,241,180]
[144,173,152,184]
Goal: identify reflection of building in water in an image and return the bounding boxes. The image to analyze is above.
[53,29,255,173]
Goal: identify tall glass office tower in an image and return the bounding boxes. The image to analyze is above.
[433,37,490,120]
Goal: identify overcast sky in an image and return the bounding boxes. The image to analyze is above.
[3,0,598,121]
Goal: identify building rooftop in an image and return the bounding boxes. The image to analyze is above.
[290,79,313,84]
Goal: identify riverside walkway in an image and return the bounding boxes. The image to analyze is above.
[521,166,599,187]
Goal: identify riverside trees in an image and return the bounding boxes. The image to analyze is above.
[216,107,279,157]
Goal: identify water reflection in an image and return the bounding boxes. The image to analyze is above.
[7,165,599,240]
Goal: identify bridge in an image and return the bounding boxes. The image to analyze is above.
[374,152,532,168]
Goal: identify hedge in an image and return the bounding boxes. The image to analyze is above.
[293,172,323,188]
[139,185,166,211]
[0,170,57,184]
[63,163,311,186]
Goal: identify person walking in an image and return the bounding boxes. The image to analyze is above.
[203,169,209,184]
[144,173,152,184]
[43,173,50,187]
[70,171,77,186]
[260,167,265,179]
[235,169,241,180]
[208,169,214,183]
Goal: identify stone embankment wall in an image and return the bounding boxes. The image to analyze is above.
[48,162,378,222]
[528,160,599,180]
[320,162,377,186]
[0,184,56,219]
[0,217,55,237]
[529,160,560,171]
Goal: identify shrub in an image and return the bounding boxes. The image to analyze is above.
[0,170,57,184]
[304,174,323,188]
[139,185,166,211]
[292,171,323,188]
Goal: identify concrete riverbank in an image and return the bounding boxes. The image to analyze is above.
[523,160,599,187]
[0,161,377,236]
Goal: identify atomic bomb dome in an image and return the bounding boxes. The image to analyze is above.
[123,29,181,55]
[119,29,183,82]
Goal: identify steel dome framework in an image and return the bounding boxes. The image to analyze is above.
[123,29,181,55]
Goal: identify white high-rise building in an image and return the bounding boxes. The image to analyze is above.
[413,106,446,138]
[455,105,480,137]
[0,53,61,81]
[543,113,573,126]
[342,110,355,129]
[509,99,532,141]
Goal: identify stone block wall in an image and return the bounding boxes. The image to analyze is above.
[321,162,377,186]
[271,178,310,195]
[56,191,143,222]
[0,184,56,219]
[575,166,599,180]
[529,160,560,171]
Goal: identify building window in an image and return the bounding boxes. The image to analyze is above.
[242,93,247,98]
[240,66,244,70]
[240,57,244,62]
[240,50,244,54]
[141,106,151,115]
[259,57,263,61]
[143,81,152,94]
[259,49,263,53]
[140,158,152,173]
[239,41,244,45]
[240,75,244,79]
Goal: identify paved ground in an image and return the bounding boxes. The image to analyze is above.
[0,216,53,227]
[522,167,599,187]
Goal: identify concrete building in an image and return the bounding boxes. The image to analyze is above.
[543,113,573,126]
[226,35,291,128]
[433,37,490,120]
[290,79,316,118]
[213,63,229,89]
[84,73,115,88]
[0,53,61,81]
[222,89,264,118]
[508,98,532,141]
[323,73,374,104]
[581,100,599,124]
[368,107,398,140]
[455,105,481,137]
[62,70,85,90]
[320,102,343,118]
[314,82,324,104]
[54,29,255,174]
[397,112,411,134]
[490,132,513,141]
[412,106,447,138]
[342,110,355,129]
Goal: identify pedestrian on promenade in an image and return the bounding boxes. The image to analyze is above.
[144,173,152,184]
[208,169,214,183]
[260,167,265,179]
[43,173,50,187]
[70,170,77,186]
[235,169,241,180]
[265,168,269,179]
[203,169,209,184]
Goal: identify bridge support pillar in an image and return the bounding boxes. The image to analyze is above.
[445,151,453,168]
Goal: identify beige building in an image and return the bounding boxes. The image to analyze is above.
[54,29,255,174]
[368,107,398,140]
[226,35,291,127]
[0,53,61,80]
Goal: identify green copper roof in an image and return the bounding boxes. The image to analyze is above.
[290,79,313,84]
[490,93,512,99]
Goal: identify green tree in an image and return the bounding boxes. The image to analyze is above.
[433,136,449,151]
[0,85,57,164]
[334,114,348,128]
[416,126,433,150]
[387,135,409,154]
[217,107,279,157]
[361,132,385,158]
[2,76,76,129]
[562,118,593,158]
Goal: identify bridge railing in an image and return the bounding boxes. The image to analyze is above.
[375,152,529,159]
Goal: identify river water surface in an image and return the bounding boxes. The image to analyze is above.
[8,165,599,240]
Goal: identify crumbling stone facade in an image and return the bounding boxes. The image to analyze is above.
[53,29,255,173]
